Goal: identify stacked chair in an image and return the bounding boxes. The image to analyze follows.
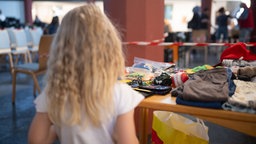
[0,29,14,72]
[25,27,43,61]
[7,28,32,64]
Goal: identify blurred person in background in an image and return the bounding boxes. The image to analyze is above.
[188,6,207,43]
[237,2,254,42]
[201,8,210,42]
[215,7,231,42]
[33,15,46,29]
[44,16,59,34]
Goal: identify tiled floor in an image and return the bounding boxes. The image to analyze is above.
[0,48,256,144]
[0,71,36,144]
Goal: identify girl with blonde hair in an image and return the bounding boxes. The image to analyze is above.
[28,3,144,144]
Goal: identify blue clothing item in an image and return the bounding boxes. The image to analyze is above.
[176,96,223,109]
[216,14,229,27]
[188,13,202,30]
[222,102,256,114]
[226,68,236,96]
[216,26,228,41]
[216,14,229,41]
[47,24,58,34]
[193,6,201,13]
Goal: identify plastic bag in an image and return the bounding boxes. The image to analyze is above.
[152,111,209,144]
[133,57,175,73]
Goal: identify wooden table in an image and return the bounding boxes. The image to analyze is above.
[138,94,256,144]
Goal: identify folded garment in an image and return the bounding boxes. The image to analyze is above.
[237,66,256,79]
[176,96,223,109]
[222,59,250,67]
[181,68,229,102]
[228,80,256,109]
[222,102,256,114]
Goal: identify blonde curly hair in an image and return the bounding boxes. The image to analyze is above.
[45,3,125,127]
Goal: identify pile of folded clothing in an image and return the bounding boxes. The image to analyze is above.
[170,42,256,114]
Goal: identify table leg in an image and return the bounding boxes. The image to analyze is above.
[139,107,149,144]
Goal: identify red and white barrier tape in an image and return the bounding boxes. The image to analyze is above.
[123,35,166,46]
[123,41,256,47]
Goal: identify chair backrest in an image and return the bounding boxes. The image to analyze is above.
[12,29,28,47]
[24,28,33,46]
[38,35,54,70]
[35,27,43,36]
[8,28,29,51]
[30,28,43,47]
[0,29,11,53]
[6,28,16,48]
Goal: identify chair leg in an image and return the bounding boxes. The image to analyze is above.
[24,53,28,63]
[185,48,192,68]
[204,46,208,64]
[27,51,32,63]
[30,52,37,63]
[31,74,41,95]
[14,55,19,65]
[33,83,36,97]
[8,53,14,82]
[12,70,17,104]
[8,53,14,70]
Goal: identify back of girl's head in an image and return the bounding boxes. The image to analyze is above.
[46,3,125,126]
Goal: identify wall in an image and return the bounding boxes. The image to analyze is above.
[32,1,103,23]
[0,1,25,23]
[0,0,245,31]
[0,1,103,25]
[164,0,243,34]
[32,1,86,23]
[165,0,201,32]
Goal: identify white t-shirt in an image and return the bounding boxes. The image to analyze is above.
[34,82,144,144]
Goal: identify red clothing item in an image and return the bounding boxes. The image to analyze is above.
[220,42,256,62]
[238,8,255,29]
